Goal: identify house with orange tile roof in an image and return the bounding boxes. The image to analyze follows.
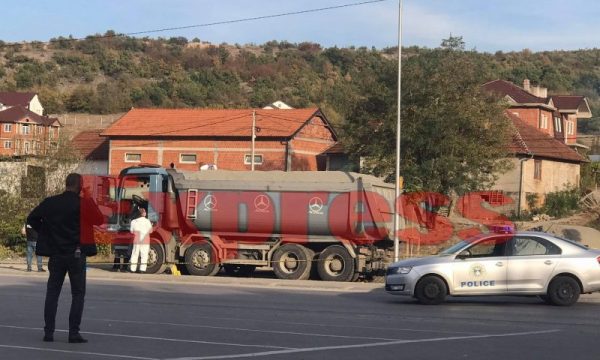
[100,107,337,175]
[482,79,591,148]
[480,80,591,215]
[0,92,61,157]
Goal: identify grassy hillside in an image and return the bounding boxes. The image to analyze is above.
[1,32,599,132]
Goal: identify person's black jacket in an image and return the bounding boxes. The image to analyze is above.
[25,224,38,242]
[27,191,104,257]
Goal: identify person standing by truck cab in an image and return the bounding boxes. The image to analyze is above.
[129,207,153,273]
[21,223,44,272]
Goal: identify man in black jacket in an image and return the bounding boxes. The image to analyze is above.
[27,173,103,343]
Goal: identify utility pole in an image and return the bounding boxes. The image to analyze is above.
[393,0,403,262]
[251,110,256,171]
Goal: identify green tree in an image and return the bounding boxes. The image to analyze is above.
[343,40,512,195]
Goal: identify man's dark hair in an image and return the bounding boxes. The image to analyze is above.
[65,173,82,191]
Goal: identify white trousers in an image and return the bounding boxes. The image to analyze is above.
[130,244,150,272]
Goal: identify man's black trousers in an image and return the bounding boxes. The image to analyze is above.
[44,254,86,335]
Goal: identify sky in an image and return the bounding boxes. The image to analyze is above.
[1,0,599,52]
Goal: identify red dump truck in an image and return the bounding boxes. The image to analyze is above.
[106,165,396,281]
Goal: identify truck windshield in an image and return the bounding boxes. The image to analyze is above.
[120,175,151,201]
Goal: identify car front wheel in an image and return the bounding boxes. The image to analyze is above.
[415,275,447,305]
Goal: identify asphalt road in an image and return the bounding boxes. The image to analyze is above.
[1,267,600,360]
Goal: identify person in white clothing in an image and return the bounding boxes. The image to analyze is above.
[129,208,153,273]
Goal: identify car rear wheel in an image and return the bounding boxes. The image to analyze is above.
[547,276,580,306]
[415,276,447,305]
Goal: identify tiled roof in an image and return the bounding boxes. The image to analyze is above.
[482,80,547,104]
[506,111,585,162]
[0,92,36,106]
[71,130,109,160]
[0,106,61,126]
[321,143,346,154]
[550,95,585,111]
[101,108,324,138]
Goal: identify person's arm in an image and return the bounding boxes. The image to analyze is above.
[129,219,135,234]
[26,200,46,233]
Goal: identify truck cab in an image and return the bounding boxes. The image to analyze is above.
[108,165,180,274]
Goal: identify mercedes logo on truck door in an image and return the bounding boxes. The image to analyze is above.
[254,194,271,213]
[308,197,324,215]
[203,195,217,211]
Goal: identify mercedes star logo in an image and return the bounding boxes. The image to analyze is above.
[254,194,271,212]
[203,195,217,210]
[308,197,324,214]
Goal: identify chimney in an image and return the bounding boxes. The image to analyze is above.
[538,87,547,98]
[523,79,531,92]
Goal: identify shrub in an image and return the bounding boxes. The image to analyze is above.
[543,187,580,218]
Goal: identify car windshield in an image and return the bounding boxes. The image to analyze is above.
[438,240,470,255]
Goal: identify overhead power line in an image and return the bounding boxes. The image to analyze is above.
[0,0,388,48]
[125,0,388,37]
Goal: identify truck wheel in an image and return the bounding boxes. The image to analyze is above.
[415,275,447,305]
[317,245,355,282]
[272,244,312,280]
[547,276,581,306]
[145,240,166,274]
[223,264,256,277]
[185,243,219,276]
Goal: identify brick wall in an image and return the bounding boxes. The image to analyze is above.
[510,107,555,137]
[109,138,295,174]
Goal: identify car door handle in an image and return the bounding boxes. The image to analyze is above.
[544,260,553,265]
[496,262,504,267]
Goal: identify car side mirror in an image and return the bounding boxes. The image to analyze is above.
[456,251,470,260]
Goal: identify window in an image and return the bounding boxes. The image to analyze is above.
[244,154,263,165]
[125,153,142,162]
[38,126,44,135]
[3,141,11,149]
[534,159,542,180]
[3,124,12,132]
[180,154,197,163]
[21,124,30,135]
[510,237,561,256]
[540,114,548,129]
[24,142,30,154]
[554,117,562,133]
[49,127,55,138]
[461,236,510,258]
[480,191,506,206]
[566,120,574,135]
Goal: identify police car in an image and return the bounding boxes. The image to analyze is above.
[385,231,600,306]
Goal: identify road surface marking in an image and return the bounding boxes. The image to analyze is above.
[89,318,401,341]
[132,315,479,335]
[166,329,560,360]
[0,325,294,350]
[0,344,158,359]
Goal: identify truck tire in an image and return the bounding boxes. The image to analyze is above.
[145,240,166,274]
[272,244,312,280]
[547,276,581,306]
[185,243,220,276]
[317,245,355,282]
[223,264,256,277]
[415,275,447,305]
